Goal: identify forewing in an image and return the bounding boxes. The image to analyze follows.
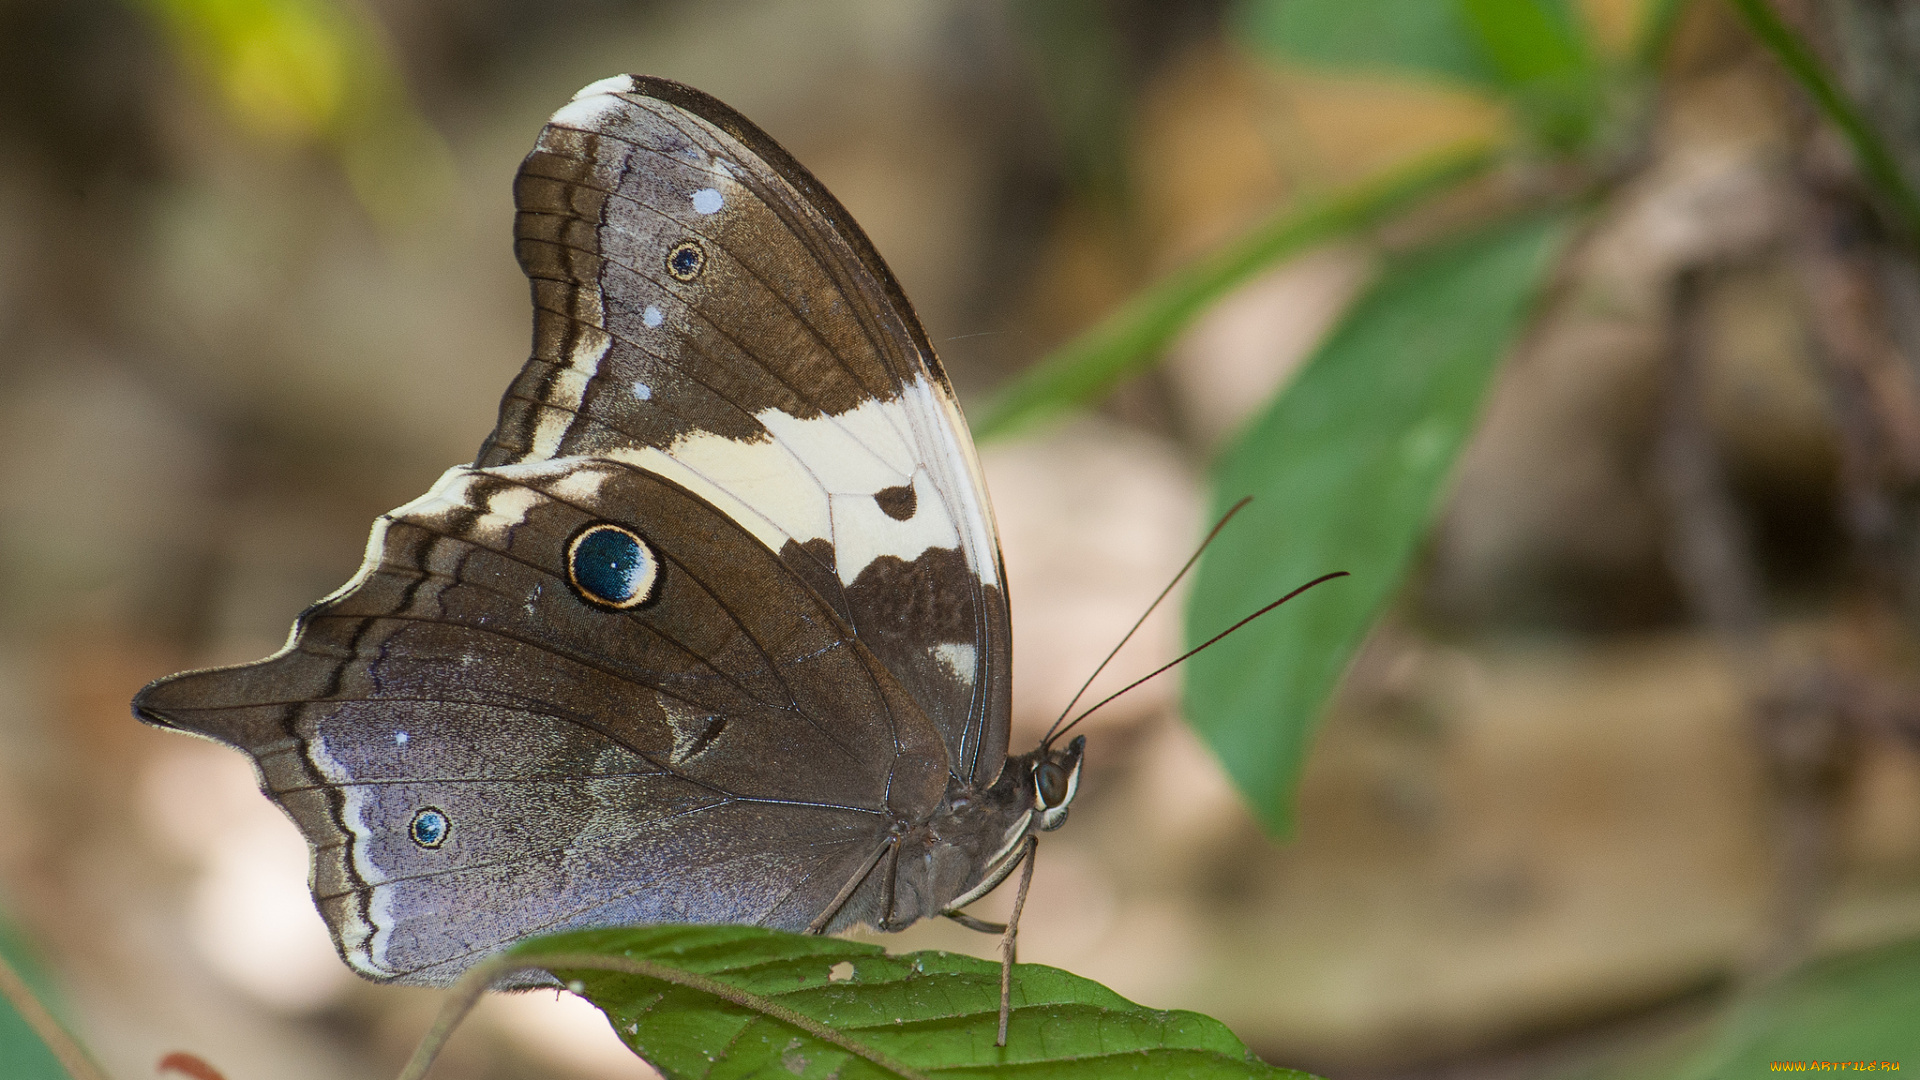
[489,76,1011,783]
[133,460,947,985]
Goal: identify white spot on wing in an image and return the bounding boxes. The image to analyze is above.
[549,465,610,503]
[473,484,541,541]
[387,462,577,543]
[932,642,976,684]
[549,76,634,130]
[395,731,409,746]
[487,457,591,484]
[691,187,724,215]
[633,382,652,400]
[643,305,663,327]
[388,466,482,527]
[549,94,622,131]
[574,74,636,99]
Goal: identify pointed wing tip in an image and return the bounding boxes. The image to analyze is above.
[131,666,222,730]
[132,671,185,728]
[129,655,286,739]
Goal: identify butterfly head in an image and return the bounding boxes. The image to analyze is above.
[1031,734,1084,831]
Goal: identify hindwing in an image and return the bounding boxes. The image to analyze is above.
[135,460,948,983]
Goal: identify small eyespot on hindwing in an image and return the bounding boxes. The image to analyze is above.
[410,807,449,848]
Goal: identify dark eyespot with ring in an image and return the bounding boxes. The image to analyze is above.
[567,522,660,609]
[410,807,449,848]
[666,240,705,281]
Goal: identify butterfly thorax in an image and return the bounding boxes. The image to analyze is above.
[880,735,1084,928]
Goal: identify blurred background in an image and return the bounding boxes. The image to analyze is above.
[1,0,1917,1077]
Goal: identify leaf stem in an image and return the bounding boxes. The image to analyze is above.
[398,952,934,1080]
[0,947,111,1080]
[1729,0,1920,244]
[971,139,1499,442]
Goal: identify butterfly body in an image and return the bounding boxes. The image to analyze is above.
[133,75,1083,987]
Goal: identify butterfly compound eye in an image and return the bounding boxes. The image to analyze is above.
[567,523,660,609]
[1035,761,1070,808]
[1034,735,1084,831]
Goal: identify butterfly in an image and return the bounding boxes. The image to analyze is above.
[132,75,1084,993]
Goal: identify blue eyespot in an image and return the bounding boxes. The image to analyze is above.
[567,522,659,609]
[666,240,705,281]
[409,807,449,848]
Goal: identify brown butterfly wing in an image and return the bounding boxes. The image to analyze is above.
[134,460,946,984]
[490,76,1012,783]
[133,77,1015,985]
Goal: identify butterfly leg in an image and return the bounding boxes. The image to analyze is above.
[807,833,898,935]
[997,835,1038,1047]
[941,910,1007,934]
[876,836,906,931]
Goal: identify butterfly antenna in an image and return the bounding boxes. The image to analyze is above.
[1046,570,1350,746]
[1040,497,1253,750]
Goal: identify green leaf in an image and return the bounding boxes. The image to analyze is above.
[1624,937,1920,1080]
[972,141,1497,443]
[1233,0,1504,88]
[1458,0,1589,86]
[0,915,84,1080]
[1234,0,1603,149]
[1183,212,1571,835]
[1459,0,1600,150]
[483,926,1318,1079]
[1690,939,1920,1071]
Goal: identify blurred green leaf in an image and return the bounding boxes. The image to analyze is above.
[1184,211,1570,835]
[1233,0,1504,88]
[1458,0,1588,85]
[406,926,1318,1079]
[1,914,86,1080]
[1641,937,1920,1079]
[132,0,453,227]
[1235,0,1603,149]
[1461,0,1601,150]
[973,140,1497,442]
[1011,0,1134,205]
